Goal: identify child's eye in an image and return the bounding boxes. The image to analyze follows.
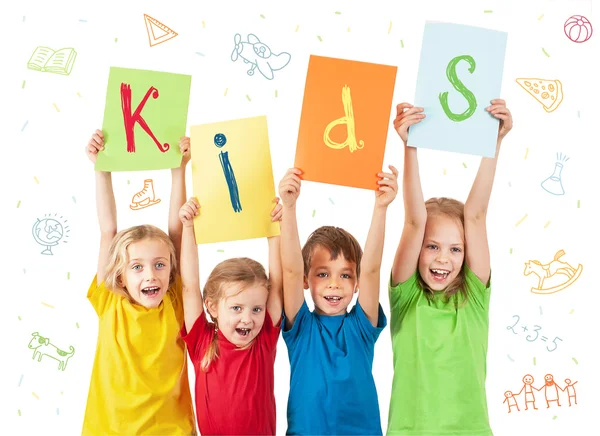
[451,247,462,253]
[427,244,438,250]
[156,262,166,268]
[317,272,328,278]
[253,307,263,313]
[341,274,351,279]
[231,306,241,312]
[132,264,142,270]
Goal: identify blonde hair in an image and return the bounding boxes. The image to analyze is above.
[104,225,178,302]
[201,257,269,371]
[417,197,468,304]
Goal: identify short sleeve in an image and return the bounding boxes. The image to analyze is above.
[180,311,214,363]
[282,300,311,350]
[464,264,491,311]
[87,275,117,317]
[388,270,419,314]
[350,302,387,343]
[259,311,282,349]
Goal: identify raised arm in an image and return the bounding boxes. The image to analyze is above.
[266,198,284,324]
[179,197,204,332]
[464,99,512,285]
[278,168,305,328]
[87,129,117,284]
[391,104,428,286]
[358,166,398,326]
[168,136,191,266]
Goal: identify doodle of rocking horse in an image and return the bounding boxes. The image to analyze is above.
[524,249,582,294]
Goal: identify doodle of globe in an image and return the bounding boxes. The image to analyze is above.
[32,218,64,255]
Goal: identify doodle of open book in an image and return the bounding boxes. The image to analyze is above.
[27,46,77,76]
[524,249,582,295]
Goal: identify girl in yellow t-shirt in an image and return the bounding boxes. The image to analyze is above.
[81,130,196,435]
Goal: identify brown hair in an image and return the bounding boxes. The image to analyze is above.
[417,197,468,304]
[104,225,178,302]
[302,226,363,278]
[201,257,269,371]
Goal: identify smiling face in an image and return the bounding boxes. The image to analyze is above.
[523,374,534,385]
[207,282,269,348]
[304,245,358,316]
[545,374,555,386]
[418,214,465,291]
[120,238,172,308]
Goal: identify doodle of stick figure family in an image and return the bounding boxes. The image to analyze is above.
[503,374,578,413]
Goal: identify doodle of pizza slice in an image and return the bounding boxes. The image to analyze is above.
[144,14,178,47]
[516,78,563,113]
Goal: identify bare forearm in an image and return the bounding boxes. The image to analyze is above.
[180,225,200,288]
[280,205,303,275]
[268,236,283,292]
[169,167,187,258]
[362,206,387,275]
[403,146,427,225]
[465,142,501,218]
[95,171,117,235]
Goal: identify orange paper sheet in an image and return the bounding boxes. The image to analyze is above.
[295,55,397,190]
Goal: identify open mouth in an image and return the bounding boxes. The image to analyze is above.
[236,328,251,337]
[141,286,160,296]
[430,269,450,281]
[324,296,342,305]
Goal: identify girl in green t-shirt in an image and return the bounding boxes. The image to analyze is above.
[386,101,513,436]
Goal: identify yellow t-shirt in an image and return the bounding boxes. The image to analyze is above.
[82,275,196,435]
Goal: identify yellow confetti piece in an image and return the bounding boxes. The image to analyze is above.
[538,14,544,21]
[260,14,265,19]
[317,35,323,41]
[462,162,467,168]
[16,200,21,208]
[570,309,574,314]
[515,214,528,227]
[275,90,278,98]
[572,357,578,364]
[34,176,39,184]
[32,392,39,400]
[224,88,228,96]
[77,92,82,98]
[295,25,299,32]
[246,94,251,102]
[202,21,206,28]
[533,357,537,366]
[18,410,21,416]
[347,27,351,32]
[542,47,550,57]
[41,302,54,308]
[544,220,552,228]
[524,147,529,159]
[388,21,392,34]
[53,103,60,112]
[443,169,447,175]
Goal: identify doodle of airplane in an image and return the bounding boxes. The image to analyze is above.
[231,33,291,80]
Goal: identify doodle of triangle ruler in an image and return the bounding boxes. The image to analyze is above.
[144,14,178,47]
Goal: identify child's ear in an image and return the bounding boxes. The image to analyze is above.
[354,279,360,294]
[303,276,309,290]
[206,300,218,319]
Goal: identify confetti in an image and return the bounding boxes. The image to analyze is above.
[312,209,316,217]
[77,92,82,98]
[76,322,80,328]
[217,249,224,253]
[79,19,87,22]
[114,38,118,43]
[127,180,130,184]
[53,103,60,112]
[18,316,21,320]
[202,21,206,28]
[570,309,574,314]
[18,410,21,416]
[22,80,26,88]
[57,408,60,415]
[539,306,543,315]
[67,272,70,280]
[577,110,580,118]
[524,147,529,159]
[41,302,54,308]
[443,169,447,175]
[462,162,467,168]
[260,14,265,19]
[507,354,514,362]
[21,120,29,131]
[553,416,557,420]
[515,213,528,227]
[72,196,77,203]
[295,25,300,32]
[508,181,512,187]
[246,94,252,102]
[538,14,544,21]
[16,200,21,208]
[347,27,351,32]
[335,11,341,15]
[195,52,205,56]
[510,248,513,254]
[577,200,580,208]
[224,88,228,96]
[484,10,493,13]
[572,357,578,364]
[19,375,23,387]
[32,392,39,400]
[275,90,278,98]
[544,221,551,228]
[328,198,335,205]
[23,269,26,274]
[388,21,392,34]
[400,40,404,48]
[542,48,550,57]
[34,176,40,184]
[317,35,323,42]
[533,357,537,366]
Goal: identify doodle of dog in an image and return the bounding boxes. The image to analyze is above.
[28,332,75,371]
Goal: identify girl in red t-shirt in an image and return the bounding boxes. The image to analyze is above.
[178,197,283,436]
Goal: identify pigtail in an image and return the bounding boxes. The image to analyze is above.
[200,321,220,372]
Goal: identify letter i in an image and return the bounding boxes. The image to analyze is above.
[215,133,242,212]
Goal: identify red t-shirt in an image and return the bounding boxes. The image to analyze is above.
[181,311,281,436]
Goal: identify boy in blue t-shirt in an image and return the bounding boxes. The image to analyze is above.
[278,166,398,435]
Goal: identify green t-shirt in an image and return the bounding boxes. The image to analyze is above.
[387,265,492,436]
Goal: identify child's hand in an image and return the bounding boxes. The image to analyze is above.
[179,136,191,167]
[179,197,200,227]
[486,99,513,142]
[271,197,283,222]
[279,168,302,208]
[375,165,399,208]
[393,103,425,144]
[86,129,104,164]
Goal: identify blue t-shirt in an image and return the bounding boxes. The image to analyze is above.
[283,299,387,435]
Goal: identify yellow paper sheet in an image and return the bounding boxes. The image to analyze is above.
[191,116,280,244]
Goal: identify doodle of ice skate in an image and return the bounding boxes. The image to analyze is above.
[524,249,582,294]
[230,33,291,80]
[130,179,161,210]
[28,332,75,371]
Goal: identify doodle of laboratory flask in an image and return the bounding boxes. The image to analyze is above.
[541,161,565,195]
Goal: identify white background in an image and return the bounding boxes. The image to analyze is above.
[1,0,598,435]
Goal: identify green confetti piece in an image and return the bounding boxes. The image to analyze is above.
[127,180,130,184]
[275,90,278,98]
[22,80,26,89]
[260,14,265,18]
[577,200,580,208]
[114,37,118,43]
[484,10,493,13]
[246,94,252,101]
[510,248,513,254]
[572,357,579,364]
[534,357,537,366]
[542,48,550,57]
[400,40,404,48]
[317,35,323,42]
[312,209,316,217]
[16,200,21,208]
[76,322,80,328]
[18,316,21,320]
[553,416,557,420]
[462,162,467,168]
[217,249,224,253]
[335,11,341,14]
[67,272,70,280]
[18,410,21,416]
